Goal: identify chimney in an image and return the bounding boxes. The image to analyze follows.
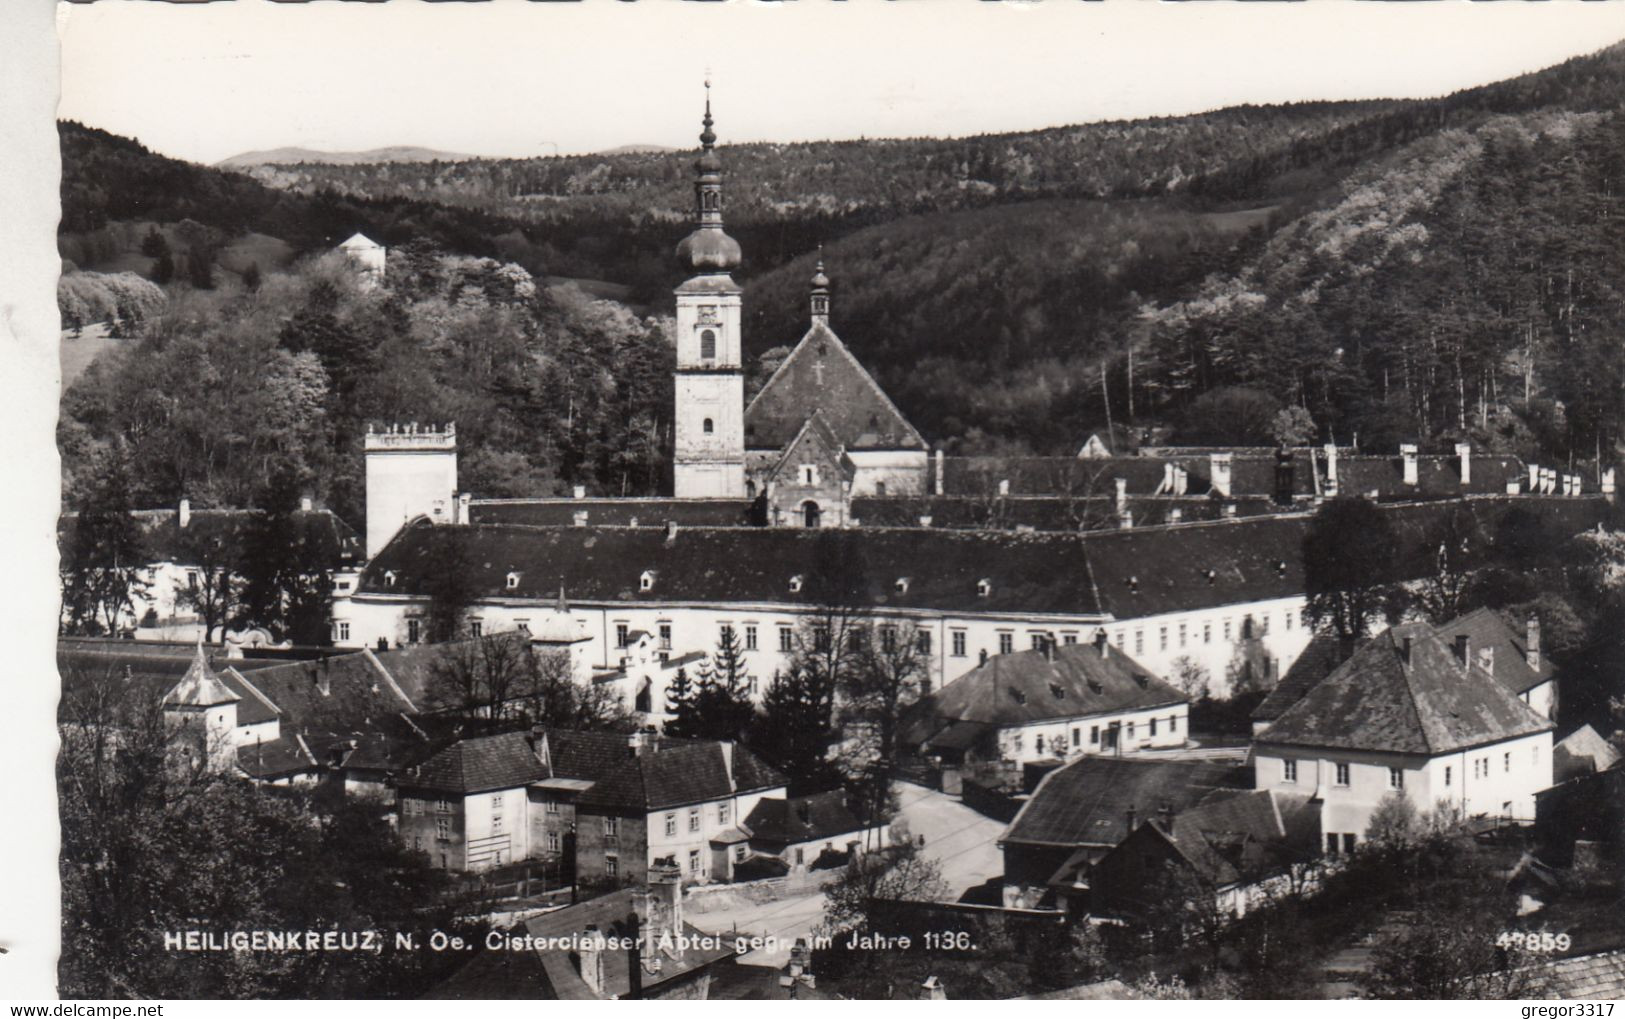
[918,515,933,528]
[1114,478,1128,516]
[1044,635,1057,663]
[1453,634,1470,668]
[1118,509,1133,530]
[573,484,586,499]
[648,857,683,940]
[1173,465,1188,496]
[997,479,1010,496]
[1159,462,1174,495]
[1324,443,1339,497]
[1400,444,1419,487]
[178,497,191,529]
[1456,442,1472,486]
[1477,646,1496,675]
[1168,507,1182,524]
[1093,628,1108,658]
[573,509,589,527]
[299,495,313,512]
[1125,805,1137,833]
[978,649,989,666]
[628,731,644,757]
[1222,503,1237,519]
[579,925,605,996]
[920,976,946,1001]
[1274,448,1295,506]
[934,448,945,496]
[1528,463,1541,493]
[664,520,678,543]
[1157,804,1173,833]
[1400,635,1413,668]
[1526,617,1541,671]
[796,798,812,827]
[720,740,735,789]
[1603,468,1616,499]
[1210,452,1233,498]
[456,491,471,525]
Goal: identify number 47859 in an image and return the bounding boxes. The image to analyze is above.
[1496,931,1571,952]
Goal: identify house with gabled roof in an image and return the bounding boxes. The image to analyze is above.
[902,633,1189,765]
[1253,621,1555,854]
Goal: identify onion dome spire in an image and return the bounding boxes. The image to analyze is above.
[810,248,831,325]
[676,80,741,273]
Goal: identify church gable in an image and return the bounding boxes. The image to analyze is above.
[767,414,854,487]
[744,322,925,453]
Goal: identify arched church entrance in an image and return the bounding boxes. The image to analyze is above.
[801,501,821,528]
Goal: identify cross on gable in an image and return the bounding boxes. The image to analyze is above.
[813,362,825,386]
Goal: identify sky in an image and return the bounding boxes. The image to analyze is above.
[51,1,1625,165]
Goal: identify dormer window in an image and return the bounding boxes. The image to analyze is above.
[895,577,911,594]
[640,570,656,592]
[506,571,521,591]
[977,578,992,598]
[1009,687,1026,705]
[789,574,804,594]
[384,571,396,587]
[1050,683,1066,700]
[1203,568,1217,585]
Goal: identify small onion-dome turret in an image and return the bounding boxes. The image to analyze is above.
[675,83,741,273]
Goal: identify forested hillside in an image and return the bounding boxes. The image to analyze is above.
[57,41,1625,511]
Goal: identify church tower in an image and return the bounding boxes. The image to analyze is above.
[672,86,746,499]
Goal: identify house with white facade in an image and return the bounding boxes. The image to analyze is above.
[1253,621,1556,854]
[903,633,1189,765]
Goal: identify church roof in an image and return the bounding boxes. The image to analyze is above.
[744,320,925,452]
[1256,623,1554,756]
[164,644,241,708]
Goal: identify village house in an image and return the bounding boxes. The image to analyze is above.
[58,500,361,641]
[733,789,888,876]
[996,756,1250,910]
[1090,788,1322,922]
[1252,621,1556,853]
[902,632,1189,766]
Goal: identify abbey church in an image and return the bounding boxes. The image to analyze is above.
[670,93,928,524]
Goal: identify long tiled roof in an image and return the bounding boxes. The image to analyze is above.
[1001,757,1248,848]
[1435,607,1553,696]
[1256,623,1554,756]
[469,499,755,528]
[1155,789,1319,887]
[903,642,1185,747]
[404,730,550,795]
[225,651,415,731]
[579,742,786,812]
[852,495,1286,532]
[1253,631,1346,724]
[57,507,361,567]
[358,498,1612,622]
[744,320,925,452]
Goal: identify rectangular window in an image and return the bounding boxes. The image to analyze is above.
[1030,633,1045,651]
[1150,717,1158,737]
[998,632,1013,655]
[1223,619,1232,641]
[1343,833,1356,854]
[1169,714,1178,734]
[1444,765,1452,787]
[1285,611,1294,632]
[665,813,677,837]
[604,816,618,836]
[1326,833,1339,855]
[515,619,530,635]
[1389,768,1404,790]
[491,793,504,834]
[1178,623,1187,648]
[718,802,730,825]
[659,623,672,650]
[1112,630,1123,648]
[689,808,700,833]
[779,626,794,653]
[952,631,967,657]
[545,799,560,815]
[1504,752,1511,773]
[468,620,482,637]
[407,618,421,644]
[917,631,932,655]
[1134,630,1145,655]
[1283,759,1297,783]
[1159,626,1169,652]
[689,849,701,874]
[436,799,451,814]
[606,855,618,878]
[435,816,452,840]
[745,624,758,651]
[814,625,831,652]
[1090,725,1099,745]
[882,626,898,652]
[616,623,629,647]
[1126,722,1135,742]
[720,623,734,645]
[1203,623,1212,645]
[1035,734,1046,755]
[546,832,560,853]
[735,845,747,862]
[1072,728,1081,748]
[1012,734,1023,753]
[334,621,351,642]
[1335,762,1350,786]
